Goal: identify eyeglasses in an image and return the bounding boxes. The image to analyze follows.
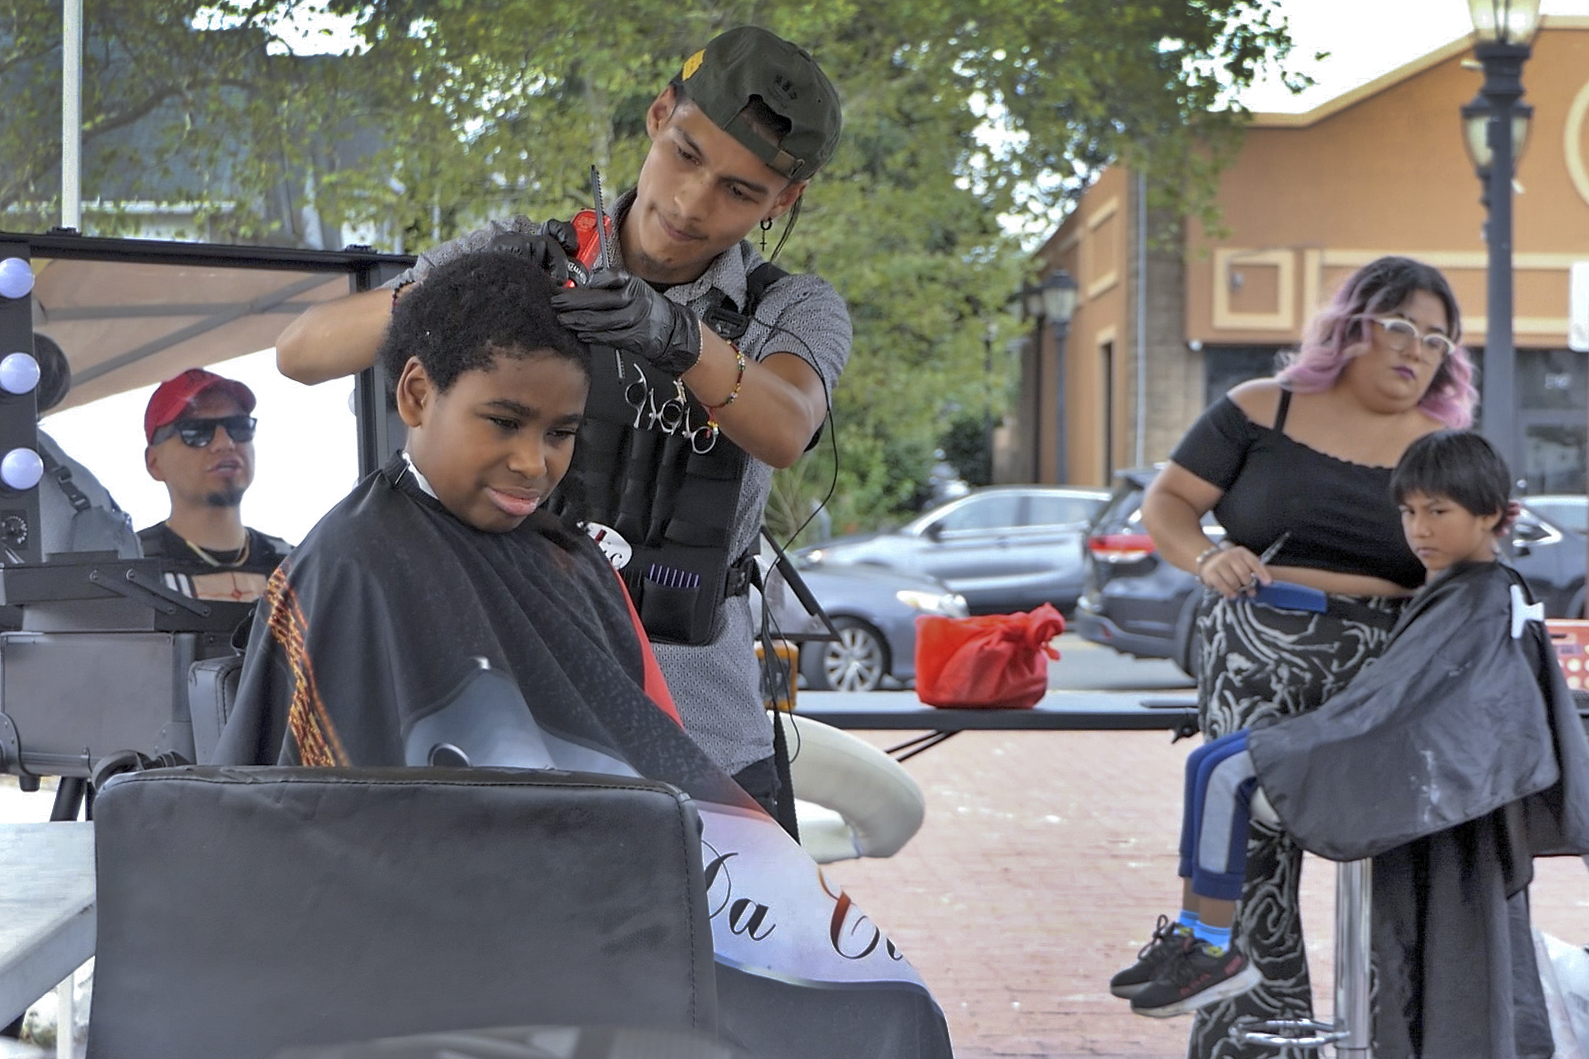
[152,415,257,448]
[1371,317,1456,361]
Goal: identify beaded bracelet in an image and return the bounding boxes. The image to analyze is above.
[704,345,748,432]
[1193,542,1226,570]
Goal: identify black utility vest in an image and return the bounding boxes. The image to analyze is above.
[554,263,786,646]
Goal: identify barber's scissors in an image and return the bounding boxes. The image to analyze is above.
[1244,531,1291,592]
[1257,531,1290,566]
[625,378,656,430]
[624,376,688,434]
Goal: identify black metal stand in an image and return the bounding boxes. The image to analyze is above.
[1470,39,1533,478]
[1239,857,1373,1056]
[49,776,86,821]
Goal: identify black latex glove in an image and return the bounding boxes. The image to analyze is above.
[551,269,703,376]
[486,220,581,285]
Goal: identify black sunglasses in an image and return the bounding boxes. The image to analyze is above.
[152,415,257,448]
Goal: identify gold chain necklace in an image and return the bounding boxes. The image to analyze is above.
[180,533,251,569]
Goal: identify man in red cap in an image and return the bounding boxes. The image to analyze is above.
[140,368,290,602]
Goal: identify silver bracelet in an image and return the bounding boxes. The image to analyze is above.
[1193,542,1225,570]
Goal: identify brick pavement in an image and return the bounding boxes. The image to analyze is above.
[818,725,1589,1059]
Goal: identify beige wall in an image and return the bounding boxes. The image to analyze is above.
[1187,21,1589,348]
[1012,19,1589,485]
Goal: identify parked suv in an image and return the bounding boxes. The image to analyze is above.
[1511,495,1587,619]
[1073,469,1211,677]
[799,486,1109,615]
[1076,471,1589,676]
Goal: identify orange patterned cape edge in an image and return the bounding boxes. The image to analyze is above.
[262,562,349,768]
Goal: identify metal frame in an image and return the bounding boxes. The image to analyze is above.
[0,231,412,803]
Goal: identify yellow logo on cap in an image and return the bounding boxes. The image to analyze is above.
[682,49,704,80]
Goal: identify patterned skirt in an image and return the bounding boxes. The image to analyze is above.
[1186,589,1407,1059]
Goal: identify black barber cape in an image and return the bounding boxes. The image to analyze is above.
[1247,560,1589,1059]
[214,456,952,1059]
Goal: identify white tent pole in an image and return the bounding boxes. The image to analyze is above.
[62,0,83,231]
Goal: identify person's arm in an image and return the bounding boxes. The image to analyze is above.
[278,217,536,385]
[554,269,851,470]
[1142,464,1272,598]
[275,287,391,384]
[683,329,828,469]
[1141,463,1226,574]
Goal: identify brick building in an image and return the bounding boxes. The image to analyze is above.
[1005,16,1589,494]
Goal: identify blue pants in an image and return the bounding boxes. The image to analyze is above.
[1177,730,1258,902]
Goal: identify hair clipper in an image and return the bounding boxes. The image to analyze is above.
[565,164,616,286]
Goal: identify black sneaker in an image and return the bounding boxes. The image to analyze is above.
[1109,915,1193,999]
[1129,941,1261,1018]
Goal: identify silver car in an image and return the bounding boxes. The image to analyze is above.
[759,558,968,693]
[799,486,1109,615]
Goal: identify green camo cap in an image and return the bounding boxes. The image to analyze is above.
[679,26,843,182]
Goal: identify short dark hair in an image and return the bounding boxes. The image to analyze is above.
[377,250,589,397]
[1390,430,1512,521]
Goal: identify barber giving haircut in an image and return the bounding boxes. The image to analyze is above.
[378,251,592,533]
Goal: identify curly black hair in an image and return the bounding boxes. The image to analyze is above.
[377,249,589,397]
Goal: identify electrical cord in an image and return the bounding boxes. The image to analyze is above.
[733,311,841,776]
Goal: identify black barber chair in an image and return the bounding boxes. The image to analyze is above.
[88,766,718,1059]
[273,1024,749,1058]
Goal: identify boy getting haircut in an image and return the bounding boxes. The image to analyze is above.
[1390,428,1511,522]
[1116,431,1589,1050]
[378,250,588,396]
[214,251,952,1059]
[1244,432,1589,1056]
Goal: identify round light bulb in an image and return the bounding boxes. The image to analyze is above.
[0,448,43,491]
[0,352,40,395]
[0,258,34,300]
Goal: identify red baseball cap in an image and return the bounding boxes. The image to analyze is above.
[144,368,257,444]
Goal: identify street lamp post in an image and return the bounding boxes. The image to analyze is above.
[982,320,996,486]
[1018,283,1044,481]
[1018,271,1079,483]
[1462,0,1540,478]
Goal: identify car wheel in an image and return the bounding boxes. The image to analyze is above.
[800,618,890,693]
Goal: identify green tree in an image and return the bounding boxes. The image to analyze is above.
[941,413,994,489]
[1,0,1303,529]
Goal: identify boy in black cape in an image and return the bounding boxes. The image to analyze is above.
[1111,430,1589,1058]
[213,251,951,1059]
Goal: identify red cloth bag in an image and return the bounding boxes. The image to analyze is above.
[914,604,1065,709]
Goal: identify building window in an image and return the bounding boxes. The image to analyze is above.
[1450,347,1585,494]
[1203,346,1284,408]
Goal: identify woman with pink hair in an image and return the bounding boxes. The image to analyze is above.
[1121,256,1477,1053]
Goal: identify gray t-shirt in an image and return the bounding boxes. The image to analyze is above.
[394,198,852,773]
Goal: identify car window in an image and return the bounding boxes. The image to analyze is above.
[1092,482,1147,534]
[1527,499,1587,534]
[935,494,1021,532]
[1092,477,1224,536]
[1027,493,1100,528]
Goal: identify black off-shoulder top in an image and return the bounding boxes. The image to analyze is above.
[1169,390,1425,590]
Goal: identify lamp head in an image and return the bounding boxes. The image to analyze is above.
[1040,271,1079,325]
[1468,0,1541,45]
[1460,94,1533,175]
